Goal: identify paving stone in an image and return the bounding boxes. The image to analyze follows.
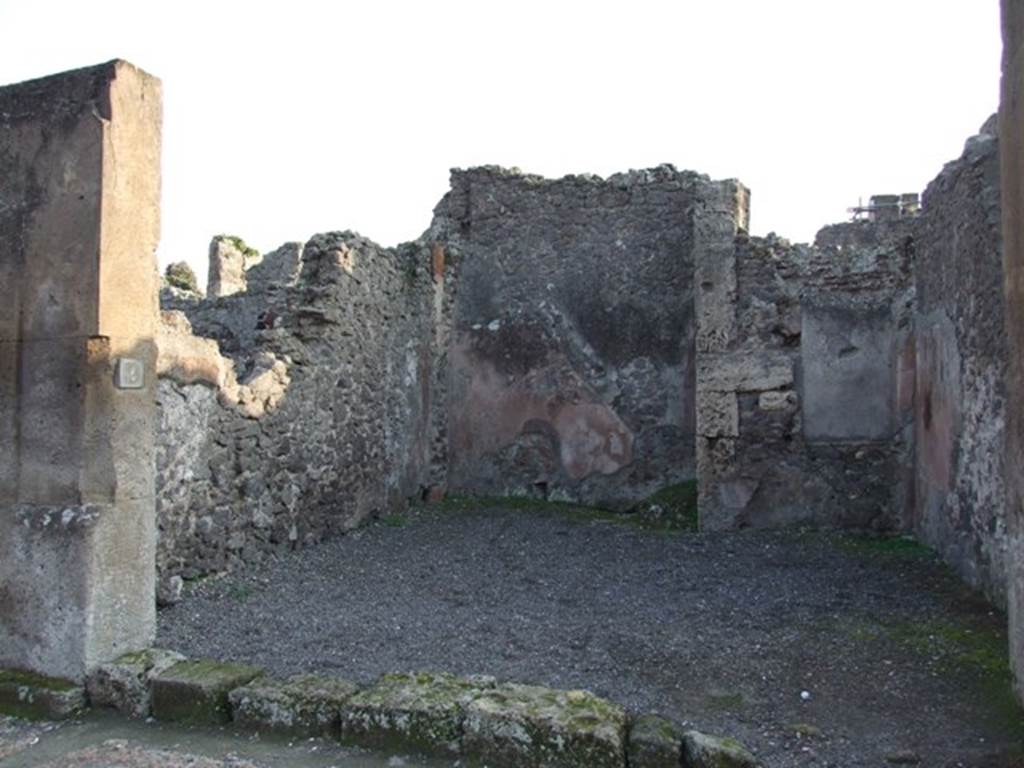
[229,673,359,738]
[151,659,262,724]
[461,682,627,768]
[338,671,494,757]
[87,648,185,718]
[0,669,86,720]
[627,713,684,768]
[683,729,758,768]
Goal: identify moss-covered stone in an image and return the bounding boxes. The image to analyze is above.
[627,713,684,768]
[683,730,758,768]
[0,668,86,720]
[151,658,263,724]
[86,648,185,718]
[338,671,495,757]
[461,682,627,768]
[229,673,360,738]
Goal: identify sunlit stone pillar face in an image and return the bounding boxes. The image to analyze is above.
[0,60,161,680]
[1001,0,1024,704]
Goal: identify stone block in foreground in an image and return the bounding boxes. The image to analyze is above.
[627,713,685,768]
[229,673,360,738]
[461,682,627,768]
[339,671,495,756]
[683,730,758,768]
[86,648,185,718]
[151,659,262,724]
[0,669,86,720]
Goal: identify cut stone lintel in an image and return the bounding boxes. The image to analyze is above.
[0,60,162,680]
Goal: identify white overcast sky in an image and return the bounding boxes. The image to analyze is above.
[0,1,1003,282]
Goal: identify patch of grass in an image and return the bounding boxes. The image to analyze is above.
[832,533,934,559]
[379,514,408,528]
[432,490,696,535]
[891,619,1024,739]
[788,723,822,738]
[631,480,699,531]
[216,234,260,263]
[705,692,745,712]
[229,582,253,603]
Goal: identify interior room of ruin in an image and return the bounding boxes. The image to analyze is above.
[1,2,1023,766]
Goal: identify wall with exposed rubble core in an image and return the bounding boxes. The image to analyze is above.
[428,166,747,509]
[153,139,1011,615]
[695,213,916,531]
[154,234,452,600]
[913,118,1009,607]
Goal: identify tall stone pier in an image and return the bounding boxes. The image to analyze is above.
[1002,0,1024,703]
[0,61,162,680]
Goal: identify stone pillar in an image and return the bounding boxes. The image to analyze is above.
[693,180,750,530]
[1001,0,1024,703]
[0,61,162,680]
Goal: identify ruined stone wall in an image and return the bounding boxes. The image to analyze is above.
[1000,0,1024,701]
[696,216,915,530]
[428,166,744,509]
[913,120,1009,606]
[155,233,449,596]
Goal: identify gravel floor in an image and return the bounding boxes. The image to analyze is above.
[158,500,1024,768]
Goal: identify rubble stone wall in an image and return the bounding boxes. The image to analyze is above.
[914,121,1009,606]
[155,234,450,594]
[696,217,916,531]
[428,166,746,509]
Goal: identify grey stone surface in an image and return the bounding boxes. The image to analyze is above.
[0,670,86,720]
[206,235,257,298]
[999,0,1024,702]
[338,671,494,757]
[801,301,894,441]
[428,166,743,510]
[683,730,757,768]
[150,659,262,724]
[461,683,627,767]
[0,60,161,680]
[626,714,683,768]
[86,648,185,718]
[695,225,914,531]
[913,120,1009,608]
[228,673,359,738]
[155,231,447,582]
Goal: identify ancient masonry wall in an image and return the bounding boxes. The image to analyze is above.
[428,166,745,509]
[695,199,916,530]
[913,119,1010,607]
[0,61,162,679]
[1000,0,1024,701]
[155,233,451,597]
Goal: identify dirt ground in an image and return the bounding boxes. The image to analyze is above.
[158,498,1024,767]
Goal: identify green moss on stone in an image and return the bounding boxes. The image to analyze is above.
[151,658,263,725]
[230,673,360,738]
[462,683,627,767]
[339,671,494,757]
[216,234,260,263]
[627,714,684,768]
[0,668,85,720]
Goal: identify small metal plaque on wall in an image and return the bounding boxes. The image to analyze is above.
[114,358,144,390]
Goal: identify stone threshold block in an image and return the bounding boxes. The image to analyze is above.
[683,729,759,768]
[0,668,86,720]
[86,648,185,718]
[627,713,685,768]
[461,682,627,768]
[151,658,262,724]
[339,671,496,757]
[229,673,360,739]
